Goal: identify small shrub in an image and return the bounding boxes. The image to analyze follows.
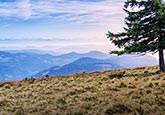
[128,85,136,88]
[145,83,153,88]
[28,77,35,84]
[67,91,76,96]
[105,103,131,115]
[98,82,102,85]
[81,103,92,110]
[156,97,165,106]
[126,90,134,95]
[110,71,126,79]
[45,91,53,95]
[4,84,11,89]
[143,78,149,82]
[155,82,159,86]
[45,74,49,77]
[0,83,4,87]
[111,88,120,91]
[118,82,127,88]
[24,77,28,80]
[135,106,145,115]
[146,90,151,94]
[74,111,84,115]
[57,98,66,105]
[134,78,138,81]
[155,70,160,74]
[139,91,144,95]
[0,98,9,107]
[15,107,25,115]
[84,96,96,101]
[144,70,149,74]
[132,95,140,99]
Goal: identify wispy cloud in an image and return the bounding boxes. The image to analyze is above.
[0,0,125,24]
[0,0,125,53]
[0,0,32,19]
[0,39,113,53]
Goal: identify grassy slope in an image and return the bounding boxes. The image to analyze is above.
[0,66,165,115]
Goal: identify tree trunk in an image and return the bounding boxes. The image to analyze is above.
[158,0,164,72]
[159,48,165,72]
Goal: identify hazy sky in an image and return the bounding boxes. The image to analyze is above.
[0,0,126,53]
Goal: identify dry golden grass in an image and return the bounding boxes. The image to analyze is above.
[0,66,165,115]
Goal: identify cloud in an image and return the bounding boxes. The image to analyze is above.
[0,0,32,19]
[0,0,125,24]
[0,41,113,53]
[0,0,125,53]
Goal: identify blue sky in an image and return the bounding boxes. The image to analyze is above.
[0,0,125,53]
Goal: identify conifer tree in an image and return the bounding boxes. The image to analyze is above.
[107,0,165,72]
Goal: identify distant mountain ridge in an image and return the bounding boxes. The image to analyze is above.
[35,54,158,77]
[0,50,112,81]
[0,51,58,81]
[53,51,113,66]
[108,54,158,68]
[35,57,122,77]
[0,50,158,81]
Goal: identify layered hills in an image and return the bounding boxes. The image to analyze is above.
[0,50,158,81]
[35,54,158,77]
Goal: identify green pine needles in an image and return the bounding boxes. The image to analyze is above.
[107,0,165,72]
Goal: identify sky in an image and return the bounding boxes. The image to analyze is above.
[0,0,126,54]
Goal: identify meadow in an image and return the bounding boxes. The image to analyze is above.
[0,66,164,115]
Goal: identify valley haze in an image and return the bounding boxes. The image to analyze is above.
[0,50,158,82]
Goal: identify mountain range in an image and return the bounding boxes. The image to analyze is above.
[0,51,56,81]
[35,54,158,77]
[0,50,158,81]
[0,50,112,81]
[34,57,122,77]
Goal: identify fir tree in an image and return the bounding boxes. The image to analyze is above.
[107,0,165,72]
